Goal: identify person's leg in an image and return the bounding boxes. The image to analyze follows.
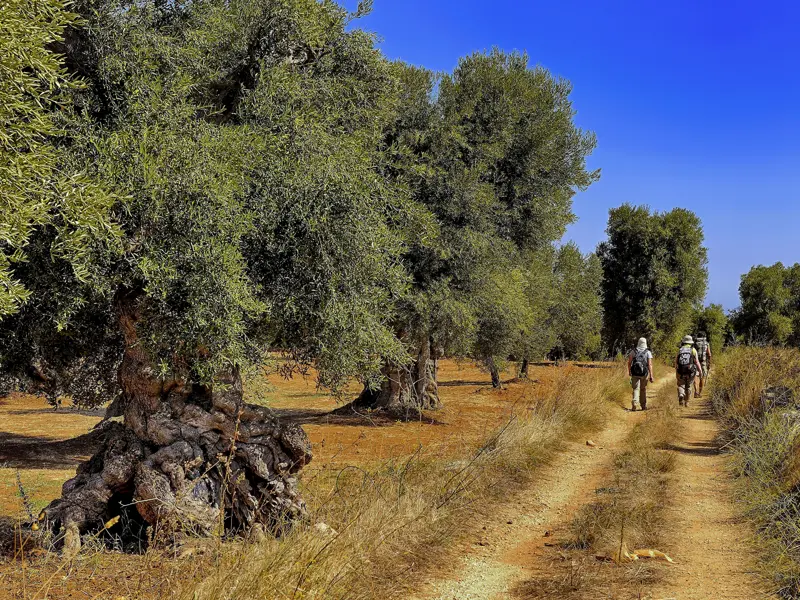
[631,377,641,410]
[685,376,695,406]
[677,375,685,406]
[698,365,708,397]
[641,377,648,410]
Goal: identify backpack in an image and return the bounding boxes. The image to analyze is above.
[630,349,649,377]
[677,346,695,376]
[695,338,708,365]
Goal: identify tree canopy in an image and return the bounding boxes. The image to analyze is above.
[598,204,708,355]
[731,262,800,346]
[691,303,729,350]
[0,0,418,404]
[549,243,603,360]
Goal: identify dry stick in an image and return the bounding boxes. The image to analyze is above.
[617,515,626,566]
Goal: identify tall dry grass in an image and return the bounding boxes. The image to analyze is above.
[178,365,627,600]
[713,347,800,598]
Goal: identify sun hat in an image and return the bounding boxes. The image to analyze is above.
[682,335,694,345]
[636,337,648,351]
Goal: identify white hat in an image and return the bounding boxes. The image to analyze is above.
[636,338,648,351]
[682,335,694,345]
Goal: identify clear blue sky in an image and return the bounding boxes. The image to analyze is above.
[345,0,800,310]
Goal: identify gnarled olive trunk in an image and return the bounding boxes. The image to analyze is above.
[43,296,312,553]
[348,338,440,418]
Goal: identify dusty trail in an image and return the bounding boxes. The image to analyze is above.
[647,396,773,599]
[413,378,774,600]
[412,377,670,600]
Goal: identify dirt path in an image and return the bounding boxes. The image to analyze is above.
[647,396,773,599]
[413,379,774,600]
[412,378,670,600]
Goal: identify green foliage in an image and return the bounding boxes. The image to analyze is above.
[731,262,800,346]
[598,203,708,355]
[550,243,603,359]
[0,0,412,402]
[691,303,729,350]
[0,3,600,406]
[0,0,119,318]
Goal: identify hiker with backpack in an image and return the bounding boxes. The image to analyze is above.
[627,338,654,411]
[693,334,712,398]
[675,335,703,407]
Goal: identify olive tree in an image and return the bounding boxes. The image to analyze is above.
[549,243,603,360]
[0,0,410,549]
[732,263,800,345]
[598,204,708,355]
[351,50,598,406]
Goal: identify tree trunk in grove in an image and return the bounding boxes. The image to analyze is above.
[519,358,529,379]
[489,358,501,388]
[346,338,441,419]
[43,294,312,552]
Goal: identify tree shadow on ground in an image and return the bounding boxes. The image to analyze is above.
[439,378,515,387]
[680,407,716,421]
[270,406,447,427]
[0,430,104,470]
[6,406,105,418]
[656,441,720,456]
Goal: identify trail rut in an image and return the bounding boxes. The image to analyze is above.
[647,396,773,599]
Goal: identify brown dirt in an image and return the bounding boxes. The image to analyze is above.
[411,379,776,600]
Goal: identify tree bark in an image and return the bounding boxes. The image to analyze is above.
[489,358,501,388]
[43,293,312,552]
[519,358,529,379]
[346,337,441,419]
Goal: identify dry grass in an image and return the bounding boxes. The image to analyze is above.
[0,362,626,599]
[713,347,800,599]
[513,382,681,600]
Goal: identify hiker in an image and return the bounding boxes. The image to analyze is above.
[693,333,712,398]
[675,335,703,407]
[627,337,654,411]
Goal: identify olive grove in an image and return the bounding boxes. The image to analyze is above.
[1,0,603,547]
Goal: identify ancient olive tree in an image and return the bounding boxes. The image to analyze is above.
[598,204,708,355]
[0,0,408,548]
